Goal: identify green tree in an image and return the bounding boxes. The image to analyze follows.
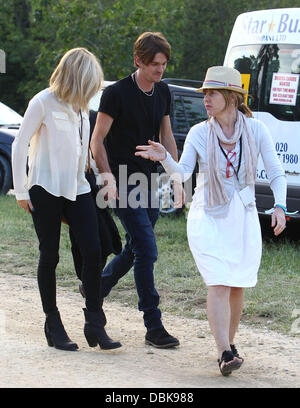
[98,0,185,79]
[0,0,37,112]
[1,0,300,113]
[1,0,185,112]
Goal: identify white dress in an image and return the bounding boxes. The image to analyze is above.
[187,190,262,287]
[161,119,286,288]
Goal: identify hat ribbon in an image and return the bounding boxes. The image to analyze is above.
[203,80,243,90]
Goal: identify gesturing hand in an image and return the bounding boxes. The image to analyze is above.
[135,140,167,162]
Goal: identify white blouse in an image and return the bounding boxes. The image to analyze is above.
[161,117,287,216]
[12,88,91,201]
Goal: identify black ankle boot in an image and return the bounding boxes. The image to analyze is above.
[44,310,78,351]
[145,327,180,348]
[79,283,107,326]
[83,308,121,350]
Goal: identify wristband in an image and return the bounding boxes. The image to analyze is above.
[274,204,287,213]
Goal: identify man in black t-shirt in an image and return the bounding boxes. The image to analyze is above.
[91,32,180,348]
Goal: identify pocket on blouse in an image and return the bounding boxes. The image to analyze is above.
[52,111,71,132]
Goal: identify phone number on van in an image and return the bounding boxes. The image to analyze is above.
[275,142,298,164]
[257,142,299,180]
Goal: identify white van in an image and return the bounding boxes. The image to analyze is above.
[224,8,300,221]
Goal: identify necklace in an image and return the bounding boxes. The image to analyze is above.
[132,73,155,97]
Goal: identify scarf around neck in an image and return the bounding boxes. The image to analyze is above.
[206,111,258,208]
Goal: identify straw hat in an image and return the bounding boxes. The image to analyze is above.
[198,66,247,95]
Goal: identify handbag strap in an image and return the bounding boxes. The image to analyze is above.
[79,109,91,174]
[87,147,91,174]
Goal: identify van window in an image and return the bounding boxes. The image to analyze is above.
[172,94,207,133]
[227,44,300,121]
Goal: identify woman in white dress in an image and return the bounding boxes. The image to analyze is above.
[135,66,287,376]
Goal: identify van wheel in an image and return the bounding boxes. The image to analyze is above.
[158,170,184,216]
[0,155,12,195]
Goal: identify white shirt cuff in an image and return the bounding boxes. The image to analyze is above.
[15,191,30,201]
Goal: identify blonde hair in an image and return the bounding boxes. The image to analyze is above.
[49,48,103,112]
[219,89,253,118]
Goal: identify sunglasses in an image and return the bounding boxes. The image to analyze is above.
[226,151,237,178]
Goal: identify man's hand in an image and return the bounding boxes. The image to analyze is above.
[99,172,118,203]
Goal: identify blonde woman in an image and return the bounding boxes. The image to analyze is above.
[135,66,287,375]
[12,48,121,351]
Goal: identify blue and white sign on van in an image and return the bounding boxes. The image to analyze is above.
[229,8,300,45]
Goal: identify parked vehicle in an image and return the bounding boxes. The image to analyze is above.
[89,81,115,112]
[0,102,23,128]
[224,8,300,224]
[89,78,207,215]
[0,102,23,194]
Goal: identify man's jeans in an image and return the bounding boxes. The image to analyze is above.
[101,191,162,331]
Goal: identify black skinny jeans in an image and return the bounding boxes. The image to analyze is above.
[29,185,102,313]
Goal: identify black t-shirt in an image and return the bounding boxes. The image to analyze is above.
[99,75,171,186]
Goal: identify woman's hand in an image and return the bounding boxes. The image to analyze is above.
[173,181,185,208]
[271,207,286,236]
[135,140,167,162]
[17,199,34,214]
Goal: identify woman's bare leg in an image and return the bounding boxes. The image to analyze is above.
[229,287,244,344]
[206,285,231,360]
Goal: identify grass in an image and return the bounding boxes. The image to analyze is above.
[0,194,299,335]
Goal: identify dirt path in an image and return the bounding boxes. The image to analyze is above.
[0,271,299,389]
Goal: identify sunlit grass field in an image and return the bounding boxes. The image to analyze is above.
[0,194,299,335]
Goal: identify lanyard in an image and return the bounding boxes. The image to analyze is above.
[79,110,83,145]
[219,137,242,181]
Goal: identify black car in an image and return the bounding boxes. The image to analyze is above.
[0,102,23,194]
[0,127,16,194]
